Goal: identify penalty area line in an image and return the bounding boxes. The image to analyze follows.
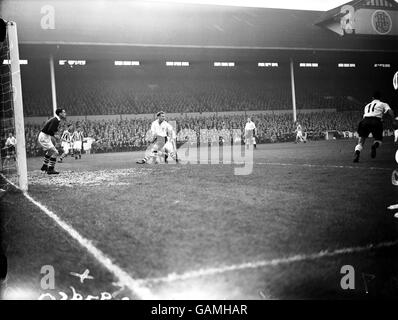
[0,173,154,300]
[255,162,391,171]
[179,160,391,171]
[140,239,398,284]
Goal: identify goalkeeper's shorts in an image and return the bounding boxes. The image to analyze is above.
[38,132,57,152]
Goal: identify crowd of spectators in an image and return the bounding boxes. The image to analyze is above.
[13,63,396,157]
[20,64,395,117]
[20,111,374,157]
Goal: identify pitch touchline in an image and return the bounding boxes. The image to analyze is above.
[255,162,391,171]
[172,159,390,171]
[0,173,154,300]
[197,160,391,171]
[140,240,398,284]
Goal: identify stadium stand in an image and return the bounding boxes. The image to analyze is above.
[20,60,396,116]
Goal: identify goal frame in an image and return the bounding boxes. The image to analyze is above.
[5,21,28,191]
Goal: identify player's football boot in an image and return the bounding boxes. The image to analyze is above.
[47,168,59,175]
[370,145,376,158]
[58,158,63,163]
[353,150,360,163]
[40,164,48,172]
[136,160,146,164]
[371,142,379,159]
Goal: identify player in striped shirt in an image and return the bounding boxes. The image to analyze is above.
[58,124,73,163]
[353,91,395,163]
[72,127,84,160]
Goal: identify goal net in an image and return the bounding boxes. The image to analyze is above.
[0,20,27,191]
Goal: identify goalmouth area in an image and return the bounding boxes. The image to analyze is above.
[1,139,398,299]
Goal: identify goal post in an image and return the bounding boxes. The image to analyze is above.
[0,21,28,191]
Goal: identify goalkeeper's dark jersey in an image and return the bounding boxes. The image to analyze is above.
[41,117,60,136]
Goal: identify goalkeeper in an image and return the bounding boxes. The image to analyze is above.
[136,111,179,164]
[37,108,67,174]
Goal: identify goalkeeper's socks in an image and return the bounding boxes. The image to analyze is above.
[48,157,57,169]
[42,155,50,166]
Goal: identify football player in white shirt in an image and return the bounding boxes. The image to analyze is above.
[244,117,257,149]
[136,111,179,164]
[353,91,395,163]
[3,132,16,166]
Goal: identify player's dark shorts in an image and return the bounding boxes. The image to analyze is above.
[6,145,15,157]
[357,117,383,141]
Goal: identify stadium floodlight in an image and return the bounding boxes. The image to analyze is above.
[258,62,278,68]
[214,62,235,67]
[59,60,86,66]
[338,63,355,68]
[165,61,189,67]
[3,59,27,65]
[299,62,318,68]
[374,63,390,68]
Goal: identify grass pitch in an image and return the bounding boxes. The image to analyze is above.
[1,138,398,299]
